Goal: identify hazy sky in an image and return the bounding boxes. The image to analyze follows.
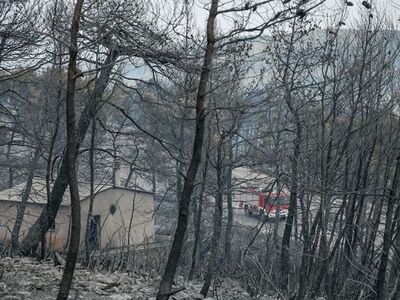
[129,0,400,81]
[192,0,400,32]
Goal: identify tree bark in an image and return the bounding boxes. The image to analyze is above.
[281,114,301,289]
[56,0,84,298]
[224,142,233,266]
[6,131,15,188]
[84,117,96,266]
[156,1,218,298]
[188,154,208,280]
[10,146,41,255]
[176,117,185,204]
[200,140,224,296]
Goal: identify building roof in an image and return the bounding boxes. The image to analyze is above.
[0,178,153,206]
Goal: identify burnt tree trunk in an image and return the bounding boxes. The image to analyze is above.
[10,146,41,255]
[200,140,224,296]
[176,117,185,204]
[6,131,15,188]
[281,112,301,289]
[56,0,84,298]
[156,1,218,298]
[188,153,209,280]
[84,118,96,265]
[224,142,233,266]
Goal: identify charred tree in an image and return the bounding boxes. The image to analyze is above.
[56,0,84,298]
[200,138,224,296]
[156,0,218,298]
[188,152,209,280]
[84,117,96,266]
[224,142,233,266]
[10,146,41,255]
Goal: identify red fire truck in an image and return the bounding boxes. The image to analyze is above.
[238,189,289,220]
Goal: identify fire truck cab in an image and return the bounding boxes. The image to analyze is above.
[238,189,289,220]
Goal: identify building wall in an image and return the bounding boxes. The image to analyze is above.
[79,188,155,249]
[0,201,70,250]
[0,188,155,251]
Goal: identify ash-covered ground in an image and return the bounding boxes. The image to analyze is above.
[0,257,267,300]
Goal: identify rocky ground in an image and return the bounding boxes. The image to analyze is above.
[0,257,263,300]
